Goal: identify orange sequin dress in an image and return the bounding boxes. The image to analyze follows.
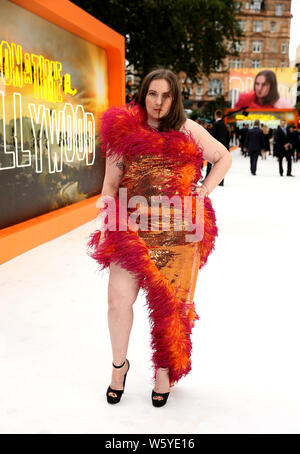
[87,103,218,386]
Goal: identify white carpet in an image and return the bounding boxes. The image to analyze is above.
[1,149,299,434]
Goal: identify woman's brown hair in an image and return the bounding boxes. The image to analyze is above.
[136,68,186,132]
[254,70,280,106]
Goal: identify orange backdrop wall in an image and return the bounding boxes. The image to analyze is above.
[0,0,125,264]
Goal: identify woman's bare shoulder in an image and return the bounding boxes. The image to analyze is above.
[180,118,207,140]
[181,118,199,130]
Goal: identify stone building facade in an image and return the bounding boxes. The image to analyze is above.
[182,0,292,109]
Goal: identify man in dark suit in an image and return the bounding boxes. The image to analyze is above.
[275,120,294,176]
[205,109,228,185]
[288,125,300,162]
[244,119,264,175]
[239,123,249,157]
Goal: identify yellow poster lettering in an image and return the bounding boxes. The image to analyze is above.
[0,40,77,102]
[0,40,12,85]
[23,52,32,84]
[11,42,23,88]
[30,53,41,99]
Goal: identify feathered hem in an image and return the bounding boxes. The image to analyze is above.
[87,201,200,386]
[199,197,218,269]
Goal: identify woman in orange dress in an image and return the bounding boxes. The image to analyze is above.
[87,68,232,407]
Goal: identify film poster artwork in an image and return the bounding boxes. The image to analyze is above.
[0,0,109,229]
[229,67,297,109]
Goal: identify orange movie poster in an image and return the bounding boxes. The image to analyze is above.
[0,0,109,229]
[229,67,297,109]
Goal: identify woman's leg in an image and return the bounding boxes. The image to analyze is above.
[107,262,140,396]
[153,368,170,400]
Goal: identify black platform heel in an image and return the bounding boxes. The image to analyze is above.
[106,359,130,404]
[152,367,170,408]
[151,390,170,407]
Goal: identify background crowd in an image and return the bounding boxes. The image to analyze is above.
[196,113,300,179]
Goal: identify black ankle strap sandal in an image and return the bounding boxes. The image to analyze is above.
[106,359,130,404]
[113,360,126,368]
[151,390,170,407]
[152,367,170,407]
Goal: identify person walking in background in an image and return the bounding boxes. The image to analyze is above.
[233,124,240,147]
[225,124,231,150]
[239,123,249,157]
[288,125,299,163]
[226,124,232,147]
[268,128,274,156]
[205,110,228,186]
[244,119,264,175]
[206,122,213,135]
[296,127,300,162]
[274,120,294,177]
[227,123,233,145]
[238,123,244,150]
[261,123,270,159]
[273,127,278,158]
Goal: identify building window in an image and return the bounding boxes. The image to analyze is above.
[208,79,223,96]
[252,60,260,68]
[276,4,282,16]
[281,60,285,68]
[229,59,245,69]
[228,40,235,53]
[270,22,276,33]
[195,86,202,101]
[237,40,246,52]
[238,20,247,32]
[228,40,246,53]
[235,1,241,12]
[229,59,239,69]
[253,21,262,32]
[252,41,262,53]
[250,0,262,12]
[245,2,249,9]
[281,42,286,54]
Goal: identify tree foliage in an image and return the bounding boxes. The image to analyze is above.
[72,0,243,82]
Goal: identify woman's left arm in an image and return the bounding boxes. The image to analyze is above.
[185,119,232,196]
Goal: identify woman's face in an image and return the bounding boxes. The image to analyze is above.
[145,79,173,122]
[255,75,270,100]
